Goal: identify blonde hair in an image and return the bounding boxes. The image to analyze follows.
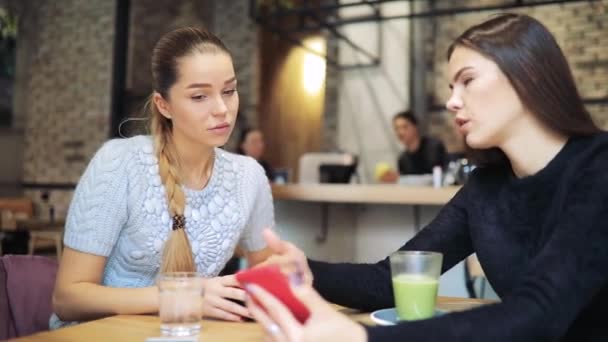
[148,27,231,273]
[149,101,195,273]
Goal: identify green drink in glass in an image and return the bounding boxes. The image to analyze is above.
[392,274,439,320]
[390,251,443,321]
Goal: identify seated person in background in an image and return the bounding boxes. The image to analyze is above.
[394,111,447,175]
[246,13,608,342]
[379,111,447,182]
[51,27,274,328]
[237,127,275,181]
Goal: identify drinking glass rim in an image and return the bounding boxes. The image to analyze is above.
[157,272,203,281]
[391,251,442,257]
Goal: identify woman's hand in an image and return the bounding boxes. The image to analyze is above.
[258,229,314,286]
[202,275,251,321]
[246,282,367,342]
[379,169,399,183]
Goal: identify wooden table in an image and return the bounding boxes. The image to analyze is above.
[9,297,493,341]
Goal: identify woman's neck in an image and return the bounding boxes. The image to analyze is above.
[500,119,568,178]
[172,133,215,190]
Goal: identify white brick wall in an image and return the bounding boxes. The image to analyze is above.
[13,0,116,214]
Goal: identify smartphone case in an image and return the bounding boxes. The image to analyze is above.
[236,265,311,323]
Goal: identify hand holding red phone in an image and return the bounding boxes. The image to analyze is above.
[243,273,367,342]
[236,265,311,323]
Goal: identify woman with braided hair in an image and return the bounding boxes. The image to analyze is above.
[50,27,274,328]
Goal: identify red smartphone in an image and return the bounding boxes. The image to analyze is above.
[236,265,311,323]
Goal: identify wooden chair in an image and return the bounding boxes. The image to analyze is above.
[28,229,63,260]
[0,198,63,259]
[0,198,34,256]
[0,198,34,218]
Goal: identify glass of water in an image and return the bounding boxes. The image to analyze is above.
[158,272,204,337]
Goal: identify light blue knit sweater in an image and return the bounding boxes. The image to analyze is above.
[50,135,274,329]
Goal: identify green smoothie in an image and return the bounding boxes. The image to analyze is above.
[392,274,439,320]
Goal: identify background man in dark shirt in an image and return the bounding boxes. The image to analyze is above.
[394,110,447,175]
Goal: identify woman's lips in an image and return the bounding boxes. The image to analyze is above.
[455,118,471,134]
[208,123,230,135]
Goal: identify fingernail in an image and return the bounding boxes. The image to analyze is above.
[288,272,303,286]
[244,284,254,293]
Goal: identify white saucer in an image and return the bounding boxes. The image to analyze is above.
[370,308,445,326]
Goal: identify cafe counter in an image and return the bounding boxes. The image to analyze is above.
[270,184,468,297]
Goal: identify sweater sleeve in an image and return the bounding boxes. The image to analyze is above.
[63,140,130,257]
[365,159,608,341]
[239,157,275,252]
[309,184,472,311]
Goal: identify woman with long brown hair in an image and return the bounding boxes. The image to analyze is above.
[50,27,274,328]
[246,13,608,341]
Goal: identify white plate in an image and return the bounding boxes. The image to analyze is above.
[370,308,445,326]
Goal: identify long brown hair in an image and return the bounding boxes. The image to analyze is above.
[147,27,231,273]
[447,13,600,167]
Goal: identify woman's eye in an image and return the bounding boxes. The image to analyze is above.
[223,89,237,96]
[191,95,205,101]
[463,78,473,86]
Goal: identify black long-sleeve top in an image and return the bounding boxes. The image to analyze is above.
[310,133,608,341]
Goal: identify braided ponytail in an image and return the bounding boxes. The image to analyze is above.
[149,100,196,273]
[148,27,231,273]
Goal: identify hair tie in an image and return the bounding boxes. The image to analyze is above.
[172,215,186,230]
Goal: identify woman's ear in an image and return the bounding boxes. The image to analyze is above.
[153,92,172,119]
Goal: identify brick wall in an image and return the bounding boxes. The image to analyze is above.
[127,0,213,102]
[13,0,116,217]
[428,0,608,151]
[212,0,259,150]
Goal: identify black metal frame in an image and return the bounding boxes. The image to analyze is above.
[110,0,131,138]
[250,0,383,69]
[288,0,598,27]
[251,0,599,69]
